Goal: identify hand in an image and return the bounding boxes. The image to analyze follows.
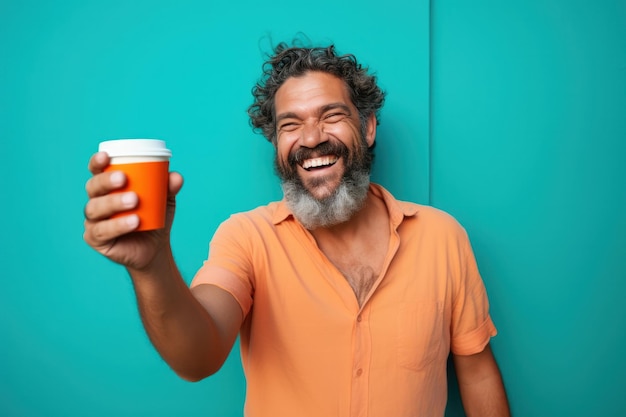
[83,151,184,271]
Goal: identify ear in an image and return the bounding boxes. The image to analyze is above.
[364,113,377,147]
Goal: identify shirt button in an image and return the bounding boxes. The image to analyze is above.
[357,315,362,322]
[356,368,363,376]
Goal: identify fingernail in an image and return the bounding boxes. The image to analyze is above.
[121,192,137,207]
[96,151,108,163]
[126,214,139,228]
[110,171,125,186]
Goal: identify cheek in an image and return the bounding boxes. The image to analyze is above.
[328,120,361,141]
[276,138,298,170]
[330,123,363,153]
[276,135,294,157]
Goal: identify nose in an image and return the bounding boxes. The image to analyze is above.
[300,121,327,148]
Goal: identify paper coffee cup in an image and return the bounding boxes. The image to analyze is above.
[98,139,172,231]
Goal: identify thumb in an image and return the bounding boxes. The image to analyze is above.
[168,172,184,197]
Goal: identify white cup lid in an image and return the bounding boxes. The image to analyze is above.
[99,139,172,158]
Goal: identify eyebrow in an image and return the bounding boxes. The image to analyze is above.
[276,102,353,124]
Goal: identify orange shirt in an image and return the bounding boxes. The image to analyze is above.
[191,183,496,417]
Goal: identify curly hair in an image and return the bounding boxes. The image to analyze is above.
[248,42,386,143]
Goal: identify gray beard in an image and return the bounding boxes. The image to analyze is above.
[281,168,370,230]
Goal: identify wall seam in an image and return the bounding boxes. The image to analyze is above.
[428,0,434,206]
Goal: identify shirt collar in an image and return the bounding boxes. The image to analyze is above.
[271,183,420,226]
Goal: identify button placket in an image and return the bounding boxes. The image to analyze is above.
[350,307,371,417]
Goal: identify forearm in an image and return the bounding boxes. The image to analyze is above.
[127,248,226,381]
[454,345,511,417]
[457,370,511,417]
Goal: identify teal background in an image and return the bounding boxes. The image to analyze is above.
[1,0,624,416]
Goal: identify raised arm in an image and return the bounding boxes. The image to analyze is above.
[452,343,511,417]
[83,151,243,381]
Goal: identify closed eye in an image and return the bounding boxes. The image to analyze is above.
[324,113,346,123]
[279,122,300,132]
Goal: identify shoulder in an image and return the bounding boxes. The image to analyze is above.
[416,204,463,229]
[372,183,468,239]
[228,201,280,223]
[213,201,285,240]
[401,202,471,246]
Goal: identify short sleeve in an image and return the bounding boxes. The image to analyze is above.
[450,232,497,355]
[190,215,256,317]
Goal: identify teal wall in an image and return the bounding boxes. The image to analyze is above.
[1,0,429,416]
[431,2,626,416]
[1,0,624,416]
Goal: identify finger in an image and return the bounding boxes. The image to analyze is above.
[84,191,138,222]
[87,151,110,175]
[168,172,184,197]
[83,214,140,248]
[85,170,127,199]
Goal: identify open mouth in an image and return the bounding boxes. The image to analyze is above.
[301,155,339,171]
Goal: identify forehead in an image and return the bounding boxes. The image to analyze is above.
[274,71,353,115]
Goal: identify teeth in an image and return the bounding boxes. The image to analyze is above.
[302,156,338,170]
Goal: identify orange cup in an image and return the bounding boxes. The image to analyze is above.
[99,139,172,231]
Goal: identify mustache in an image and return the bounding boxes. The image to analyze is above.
[288,140,350,167]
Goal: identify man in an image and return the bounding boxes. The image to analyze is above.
[84,42,511,416]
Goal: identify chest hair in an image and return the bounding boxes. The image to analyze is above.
[334,260,379,307]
